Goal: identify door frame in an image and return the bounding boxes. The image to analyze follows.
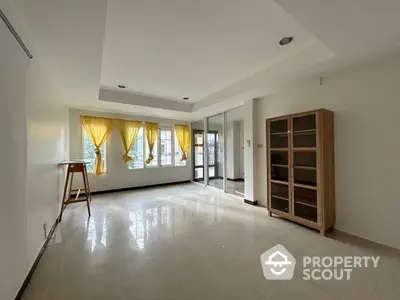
[206,131,219,180]
[192,129,205,182]
[192,129,219,181]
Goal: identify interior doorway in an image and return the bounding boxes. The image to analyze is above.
[190,107,245,198]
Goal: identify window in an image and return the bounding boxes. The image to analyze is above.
[128,127,144,169]
[174,133,186,166]
[160,129,173,166]
[145,132,158,167]
[83,130,106,173]
[125,125,188,169]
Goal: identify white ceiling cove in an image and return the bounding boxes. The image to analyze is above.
[101,0,319,103]
[8,0,400,120]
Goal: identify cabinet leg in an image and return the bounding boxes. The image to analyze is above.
[320,228,325,236]
[268,211,272,217]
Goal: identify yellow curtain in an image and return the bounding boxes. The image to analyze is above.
[118,120,142,163]
[145,122,159,164]
[174,124,190,161]
[80,116,113,175]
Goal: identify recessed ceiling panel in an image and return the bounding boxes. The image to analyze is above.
[101,0,318,102]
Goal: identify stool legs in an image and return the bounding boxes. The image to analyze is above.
[59,170,70,222]
[59,163,92,221]
[83,165,92,202]
[82,168,91,217]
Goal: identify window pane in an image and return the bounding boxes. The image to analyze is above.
[174,131,186,166]
[145,131,158,167]
[194,133,203,145]
[160,129,172,166]
[207,133,216,165]
[83,129,105,173]
[209,166,215,177]
[195,168,203,179]
[128,127,144,169]
[194,146,203,166]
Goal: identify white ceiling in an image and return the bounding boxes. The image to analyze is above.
[7,0,400,121]
[101,0,318,103]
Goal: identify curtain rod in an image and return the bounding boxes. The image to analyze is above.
[0,8,33,59]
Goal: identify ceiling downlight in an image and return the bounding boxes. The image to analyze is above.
[279,36,293,46]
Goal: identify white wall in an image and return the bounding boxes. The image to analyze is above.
[25,61,69,266]
[244,99,256,202]
[254,53,400,249]
[0,14,29,300]
[0,2,69,298]
[239,120,244,178]
[226,121,235,178]
[69,109,191,192]
[226,120,244,179]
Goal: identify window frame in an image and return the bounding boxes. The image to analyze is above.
[127,126,145,170]
[82,128,107,174]
[125,125,188,170]
[174,129,187,167]
[159,128,174,167]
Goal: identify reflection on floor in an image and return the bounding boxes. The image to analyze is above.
[22,183,400,300]
[208,178,244,196]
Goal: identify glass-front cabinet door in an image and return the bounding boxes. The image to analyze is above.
[268,117,290,215]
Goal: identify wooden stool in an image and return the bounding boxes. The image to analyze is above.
[59,161,92,221]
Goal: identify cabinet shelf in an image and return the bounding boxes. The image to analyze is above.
[293,147,316,152]
[272,195,289,201]
[270,179,289,185]
[295,198,317,208]
[270,131,288,136]
[271,164,288,168]
[293,129,316,135]
[270,148,288,151]
[294,182,318,190]
[294,165,317,170]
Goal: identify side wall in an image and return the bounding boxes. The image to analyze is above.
[25,60,69,266]
[0,13,29,299]
[254,54,400,249]
[69,109,191,192]
[244,99,257,202]
[0,2,69,298]
[226,121,244,179]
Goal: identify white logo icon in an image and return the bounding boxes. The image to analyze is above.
[260,244,296,280]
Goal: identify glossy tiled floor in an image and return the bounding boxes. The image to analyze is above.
[23,183,400,300]
[208,179,245,196]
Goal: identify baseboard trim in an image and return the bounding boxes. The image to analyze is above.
[202,177,245,182]
[329,230,400,255]
[244,199,258,206]
[227,178,245,182]
[74,180,191,197]
[15,215,60,300]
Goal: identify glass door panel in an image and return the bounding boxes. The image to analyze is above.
[207,114,224,190]
[194,146,204,166]
[191,121,205,183]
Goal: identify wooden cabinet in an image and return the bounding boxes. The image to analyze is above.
[266,109,335,235]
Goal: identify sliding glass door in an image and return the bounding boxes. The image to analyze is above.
[190,108,244,198]
[207,113,224,191]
